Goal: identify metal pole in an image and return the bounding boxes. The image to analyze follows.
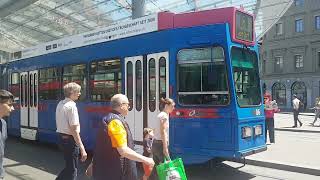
[132,0,145,19]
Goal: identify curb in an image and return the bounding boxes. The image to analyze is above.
[232,158,320,176]
[275,128,320,133]
[278,112,315,117]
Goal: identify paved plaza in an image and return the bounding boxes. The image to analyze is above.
[1,113,320,180]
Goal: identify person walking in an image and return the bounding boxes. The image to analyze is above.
[264,93,279,144]
[0,90,14,179]
[89,94,154,180]
[149,98,175,180]
[56,82,87,180]
[292,94,303,128]
[311,97,320,126]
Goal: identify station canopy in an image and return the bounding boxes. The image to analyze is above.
[0,0,293,52]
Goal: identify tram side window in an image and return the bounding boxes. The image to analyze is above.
[231,47,261,106]
[136,60,142,111]
[149,59,156,112]
[63,64,86,100]
[30,74,33,107]
[159,57,167,110]
[177,47,229,105]
[34,73,38,107]
[10,73,20,101]
[20,75,24,106]
[127,62,133,110]
[90,59,121,101]
[39,67,61,100]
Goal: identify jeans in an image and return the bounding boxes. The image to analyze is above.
[293,109,302,127]
[56,135,80,180]
[265,118,275,143]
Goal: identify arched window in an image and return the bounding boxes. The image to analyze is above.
[291,81,307,109]
[272,83,286,106]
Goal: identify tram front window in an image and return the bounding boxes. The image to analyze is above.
[231,47,261,107]
[177,46,229,105]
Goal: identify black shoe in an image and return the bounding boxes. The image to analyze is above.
[292,126,297,128]
[300,123,303,127]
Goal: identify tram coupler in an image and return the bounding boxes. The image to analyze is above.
[241,156,246,167]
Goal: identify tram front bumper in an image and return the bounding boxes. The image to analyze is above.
[239,145,267,157]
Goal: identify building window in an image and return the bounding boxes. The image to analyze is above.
[294,0,304,6]
[295,19,304,32]
[318,52,320,67]
[316,16,320,30]
[263,59,266,73]
[275,56,283,72]
[295,55,303,68]
[276,23,283,35]
[272,83,287,106]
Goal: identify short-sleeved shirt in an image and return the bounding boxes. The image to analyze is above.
[56,98,80,135]
[152,111,169,142]
[292,98,300,110]
[107,119,127,148]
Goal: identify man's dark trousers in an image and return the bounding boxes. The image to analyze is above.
[293,109,302,127]
[56,135,79,180]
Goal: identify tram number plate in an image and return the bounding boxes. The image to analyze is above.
[253,109,261,116]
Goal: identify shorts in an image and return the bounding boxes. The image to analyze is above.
[142,163,153,177]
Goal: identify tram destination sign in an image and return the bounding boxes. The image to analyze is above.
[15,14,158,60]
[235,11,253,42]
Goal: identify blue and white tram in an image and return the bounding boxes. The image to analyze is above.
[0,7,266,164]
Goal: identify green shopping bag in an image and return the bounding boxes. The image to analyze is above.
[156,157,187,180]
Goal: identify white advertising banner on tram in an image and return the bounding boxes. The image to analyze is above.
[16,14,158,60]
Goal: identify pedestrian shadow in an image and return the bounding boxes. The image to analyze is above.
[280,126,296,128]
[185,161,256,180]
[4,137,92,179]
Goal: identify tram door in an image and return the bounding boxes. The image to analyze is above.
[125,56,144,142]
[20,70,38,140]
[125,52,169,142]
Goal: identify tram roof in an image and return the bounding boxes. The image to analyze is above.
[0,0,293,53]
[10,7,253,61]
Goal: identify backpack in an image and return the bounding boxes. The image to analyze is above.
[299,101,304,111]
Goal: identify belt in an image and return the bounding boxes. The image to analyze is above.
[60,133,73,139]
[153,139,163,143]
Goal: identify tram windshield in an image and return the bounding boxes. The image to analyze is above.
[177,46,229,106]
[231,47,261,107]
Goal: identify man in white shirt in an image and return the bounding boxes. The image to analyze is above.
[56,82,87,180]
[0,90,14,179]
[292,94,303,128]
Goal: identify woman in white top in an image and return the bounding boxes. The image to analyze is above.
[149,98,175,179]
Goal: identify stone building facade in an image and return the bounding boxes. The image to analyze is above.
[261,0,320,111]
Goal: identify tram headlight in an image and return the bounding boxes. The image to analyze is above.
[241,126,252,139]
[254,125,263,136]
